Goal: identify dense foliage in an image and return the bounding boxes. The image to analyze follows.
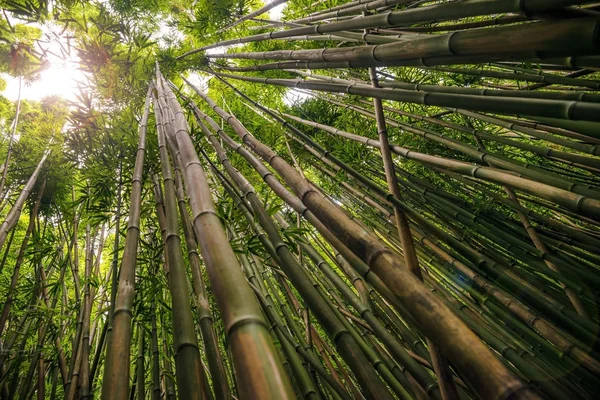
[0,1,599,399]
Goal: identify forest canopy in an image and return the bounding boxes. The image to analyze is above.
[0,1,599,399]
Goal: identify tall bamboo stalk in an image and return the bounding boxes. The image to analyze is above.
[184,79,540,400]
[101,85,152,400]
[155,70,295,399]
[153,86,210,400]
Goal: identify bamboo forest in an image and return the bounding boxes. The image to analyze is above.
[2,0,600,399]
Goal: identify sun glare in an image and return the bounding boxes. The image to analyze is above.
[1,22,86,102]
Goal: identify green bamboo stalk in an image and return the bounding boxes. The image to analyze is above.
[187,0,592,51]
[429,65,600,90]
[206,19,600,69]
[0,76,22,203]
[185,79,539,400]
[153,88,210,400]
[155,71,295,399]
[137,323,145,400]
[211,70,600,124]
[101,85,152,400]
[292,0,414,24]
[197,112,399,399]
[217,0,291,33]
[295,69,600,104]
[0,150,49,251]
[0,177,46,337]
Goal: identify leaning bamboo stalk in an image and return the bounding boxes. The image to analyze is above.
[0,177,46,337]
[206,19,600,68]
[280,111,600,219]
[368,65,459,400]
[101,85,152,400]
[276,214,442,399]
[399,14,529,32]
[470,133,590,317]
[294,69,600,104]
[155,71,294,399]
[248,281,350,400]
[291,0,414,24]
[0,150,49,251]
[185,80,539,400]
[211,71,600,124]
[454,108,599,155]
[197,113,399,399]
[0,77,22,203]
[351,99,600,170]
[187,0,591,51]
[319,94,600,174]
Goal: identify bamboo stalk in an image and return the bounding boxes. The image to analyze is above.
[184,78,541,400]
[155,70,295,399]
[101,85,152,400]
[187,0,592,52]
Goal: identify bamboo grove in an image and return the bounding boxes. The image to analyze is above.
[1,0,600,399]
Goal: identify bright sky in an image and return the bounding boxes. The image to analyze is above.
[1,3,287,103]
[1,21,87,102]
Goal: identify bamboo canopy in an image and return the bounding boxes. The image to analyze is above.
[1,1,600,399]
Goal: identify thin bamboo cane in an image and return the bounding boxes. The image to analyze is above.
[292,0,414,24]
[0,150,49,251]
[0,77,22,202]
[186,0,592,52]
[280,111,600,218]
[211,70,600,124]
[101,85,151,400]
[79,224,93,399]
